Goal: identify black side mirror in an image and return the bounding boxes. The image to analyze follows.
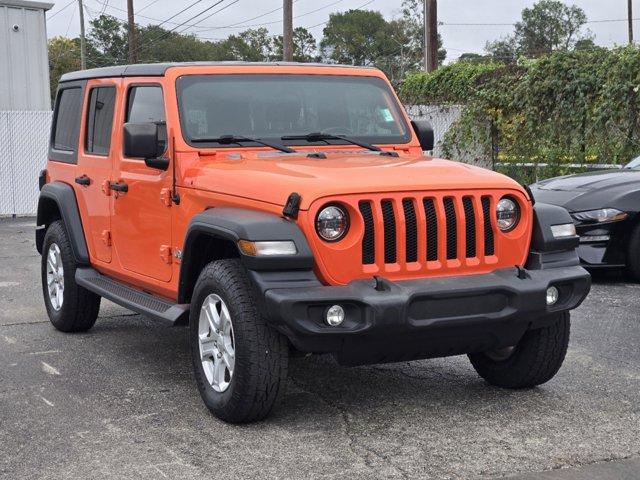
[123,122,169,170]
[411,120,435,152]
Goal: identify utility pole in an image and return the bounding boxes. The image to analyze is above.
[78,0,86,69]
[629,0,634,44]
[127,0,138,63]
[283,0,293,61]
[424,0,438,72]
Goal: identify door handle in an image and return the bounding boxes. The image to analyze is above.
[109,181,129,193]
[74,175,91,186]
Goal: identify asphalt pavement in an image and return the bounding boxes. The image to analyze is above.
[1,217,639,479]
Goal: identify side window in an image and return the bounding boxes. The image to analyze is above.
[126,85,167,155]
[85,87,116,155]
[52,88,83,152]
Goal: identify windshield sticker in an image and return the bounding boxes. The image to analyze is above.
[380,108,394,123]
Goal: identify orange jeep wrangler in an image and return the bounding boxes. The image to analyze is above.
[37,63,590,423]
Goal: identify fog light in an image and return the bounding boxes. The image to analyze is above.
[546,286,559,306]
[325,305,345,326]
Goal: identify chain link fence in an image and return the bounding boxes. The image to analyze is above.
[0,106,468,216]
[0,111,52,216]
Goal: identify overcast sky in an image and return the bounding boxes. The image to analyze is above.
[45,0,639,61]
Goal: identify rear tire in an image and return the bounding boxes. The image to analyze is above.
[468,312,570,389]
[189,259,289,423]
[41,220,100,332]
[625,223,640,281]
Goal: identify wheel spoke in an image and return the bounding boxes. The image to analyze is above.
[222,351,235,375]
[213,359,227,387]
[207,301,222,331]
[199,334,217,361]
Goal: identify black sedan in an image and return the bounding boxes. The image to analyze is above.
[530,157,640,279]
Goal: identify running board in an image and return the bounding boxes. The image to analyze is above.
[75,267,189,325]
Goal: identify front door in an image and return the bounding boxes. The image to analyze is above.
[75,81,118,263]
[111,82,172,282]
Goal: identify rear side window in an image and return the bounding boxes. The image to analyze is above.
[52,88,83,152]
[85,87,116,155]
[126,85,167,154]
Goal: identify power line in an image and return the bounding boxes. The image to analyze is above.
[47,0,76,20]
[306,0,375,29]
[440,17,640,27]
[132,0,229,58]
[177,0,240,35]
[137,0,163,13]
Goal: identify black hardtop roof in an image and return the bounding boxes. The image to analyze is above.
[59,61,376,83]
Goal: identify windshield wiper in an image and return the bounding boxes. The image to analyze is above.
[192,134,296,154]
[281,132,382,152]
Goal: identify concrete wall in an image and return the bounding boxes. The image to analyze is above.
[0,0,53,111]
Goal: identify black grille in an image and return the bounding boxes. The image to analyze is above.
[403,199,418,263]
[381,200,397,264]
[481,196,495,256]
[357,194,497,269]
[359,201,375,264]
[463,197,476,258]
[443,198,457,260]
[423,198,438,261]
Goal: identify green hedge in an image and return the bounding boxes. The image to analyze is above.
[401,47,640,183]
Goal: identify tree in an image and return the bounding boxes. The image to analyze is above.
[400,0,446,65]
[86,14,128,66]
[458,53,491,64]
[486,37,518,63]
[514,0,589,55]
[486,0,590,61]
[48,37,82,100]
[219,28,275,62]
[320,10,390,66]
[273,27,318,62]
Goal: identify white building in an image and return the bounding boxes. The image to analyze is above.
[0,0,53,110]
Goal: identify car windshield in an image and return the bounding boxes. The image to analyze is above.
[176,74,411,148]
[624,156,640,169]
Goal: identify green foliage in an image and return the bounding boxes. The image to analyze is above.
[486,0,590,62]
[402,47,640,183]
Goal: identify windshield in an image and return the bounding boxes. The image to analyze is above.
[625,156,640,169]
[176,74,411,148]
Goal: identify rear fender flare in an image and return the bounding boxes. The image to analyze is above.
[36,182,89,264]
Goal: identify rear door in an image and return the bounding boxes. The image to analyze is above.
[110,82,173,282]
[75,80,118,263]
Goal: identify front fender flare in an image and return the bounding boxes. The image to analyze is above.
[178,207,315,302]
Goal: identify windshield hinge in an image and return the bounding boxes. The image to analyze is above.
[283,192,301,219]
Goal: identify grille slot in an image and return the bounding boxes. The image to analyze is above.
[356,193,498,272]
[403,199,418,263]
[359,201,375,265]
[463,197,477,258]
[381,200,397,264]
[423,198,438,261]
[443,198,457,260]
[481,196,495,256]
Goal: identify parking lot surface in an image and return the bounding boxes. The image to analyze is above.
[1,218,639,479]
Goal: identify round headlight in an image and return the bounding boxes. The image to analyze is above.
[316,205,349,242]
[496,197,520,232]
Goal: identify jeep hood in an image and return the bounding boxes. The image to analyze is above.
[182,152,523,210]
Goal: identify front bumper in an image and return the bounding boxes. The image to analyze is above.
[260,265,591,365]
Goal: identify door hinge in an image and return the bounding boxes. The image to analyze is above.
[101,230,111,246]
[160,188,173,207]
[102,180,112,196]
[160,245,172,264]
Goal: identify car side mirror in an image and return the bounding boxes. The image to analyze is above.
[123,122,169,170]
[411,120,435,152]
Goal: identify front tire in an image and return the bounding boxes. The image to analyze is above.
[41,220,101,332]
[468,312,570,389]
[625,222,640,281]
[189,259,289,423]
